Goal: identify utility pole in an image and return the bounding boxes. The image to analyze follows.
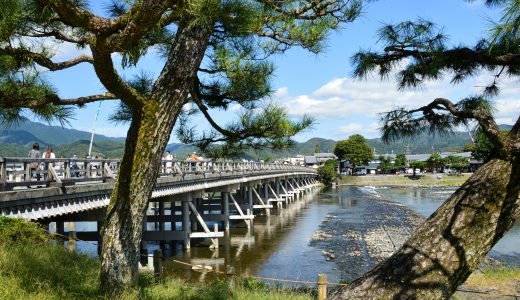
[88,102,102,158]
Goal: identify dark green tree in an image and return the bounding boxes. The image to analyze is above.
[0,0,363,295]
[472,128,510,161]
[409,160,426,176]
[445,155,470,173]
[426,153,446,172]
[378,155,393,174]
[333,134,373,168]
[331,1,520,299]
[317,159,338,185]
[314,143,321,153]
[395,153,406,169]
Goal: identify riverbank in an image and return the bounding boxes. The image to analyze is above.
[0,216,313,300]
[339,173,471,187]
[310,186,520,298]
[0,241,315,300]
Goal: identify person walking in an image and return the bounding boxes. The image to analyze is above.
[28,143,41,181]
[42,146,55,180]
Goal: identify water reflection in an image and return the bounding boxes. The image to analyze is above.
[67,185,519,284]
[164,193,345,285]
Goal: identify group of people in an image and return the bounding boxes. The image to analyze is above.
[28,143,56,181]
[161,151,204,174]
[27,143,103,180]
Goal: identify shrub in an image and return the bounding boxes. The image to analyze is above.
[0,216,47,244]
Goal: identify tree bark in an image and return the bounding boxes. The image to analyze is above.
[99,20,212,296]
[331,157,520,299]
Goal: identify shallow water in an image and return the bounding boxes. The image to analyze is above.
[377,187,520,264]
[68,185,520,283]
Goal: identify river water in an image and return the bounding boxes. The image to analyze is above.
[70,186,520,283]
[376,187,520,264]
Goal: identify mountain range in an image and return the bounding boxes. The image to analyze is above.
[0,120,512,159]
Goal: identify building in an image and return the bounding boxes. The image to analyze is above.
[304,153,338,168]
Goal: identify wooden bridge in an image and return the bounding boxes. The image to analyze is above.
[0,157,320,253]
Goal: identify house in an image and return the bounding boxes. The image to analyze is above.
[304,153,338,168]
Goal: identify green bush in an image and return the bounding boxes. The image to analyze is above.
[0,216,47,244]
[317,159,338,185]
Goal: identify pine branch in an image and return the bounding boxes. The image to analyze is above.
[0,46,93,70]
[1,91,117,108]
[383,97,507,158]
[27,29,89,44]
[41,0,113,33]
[256,0,359,21]
[105,0,173,51]
[90,44,144,107]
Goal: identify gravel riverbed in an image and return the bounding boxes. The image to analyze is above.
[310,186,424,282]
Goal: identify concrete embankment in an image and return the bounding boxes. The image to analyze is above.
[339,173,471,187]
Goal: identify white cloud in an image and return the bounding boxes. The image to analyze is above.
[274,71,519,138]
[229,104,242,112]
[275,77,456,119]
[337,122,380,136]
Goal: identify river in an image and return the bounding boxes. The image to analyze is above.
[69,185,520,284]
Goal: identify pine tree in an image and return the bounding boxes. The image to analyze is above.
[0,0,363,295]
[331,1,520,298]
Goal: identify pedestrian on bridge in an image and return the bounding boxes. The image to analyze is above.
[28,143,41,181]
[42,146,55,180]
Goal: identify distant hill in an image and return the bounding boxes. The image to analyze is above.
[0,130,47,146]
[365,131,473,155]
[0,119,124,146]
[499,124,513,131]
[0,120,514,159]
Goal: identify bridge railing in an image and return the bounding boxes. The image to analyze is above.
[0,157,316,191]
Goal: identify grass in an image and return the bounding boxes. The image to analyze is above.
[0,217,312,300]
[461,266,520,296]
[339,173,472,187]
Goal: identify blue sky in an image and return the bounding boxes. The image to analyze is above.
[43,0,519,143]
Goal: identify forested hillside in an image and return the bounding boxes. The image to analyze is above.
[0,121,512,159]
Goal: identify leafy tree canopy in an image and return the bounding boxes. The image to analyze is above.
[317,159,338,185]
[395,153,406,168]
[445,155,470,172]
[333,134,373,166]
[0,0,364,155]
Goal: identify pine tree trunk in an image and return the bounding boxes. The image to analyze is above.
[331,157,520,299]
[99,21,212,296]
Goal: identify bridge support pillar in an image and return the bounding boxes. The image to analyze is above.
[158,201,166,251]
[222,191,230,231]
[68,222,76,252]
[182,193,191,249]
[56,221,65,244]
[97,221,103,256]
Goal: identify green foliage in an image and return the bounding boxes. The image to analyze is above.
[409,161,427,175]
[426,153,446,171]
[314,143,321,153]
[179,104,314,158]
[471,128,510,161]
[353,1,518,149]
[378,155,395,174]
[445,155,470,172]
[0,216,47,244]
[317,159,338,185]
[333,134,372,166]
[395,153,406,168]
[0,236,312,300]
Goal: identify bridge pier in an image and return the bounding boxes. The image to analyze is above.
[182,194,191,249]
